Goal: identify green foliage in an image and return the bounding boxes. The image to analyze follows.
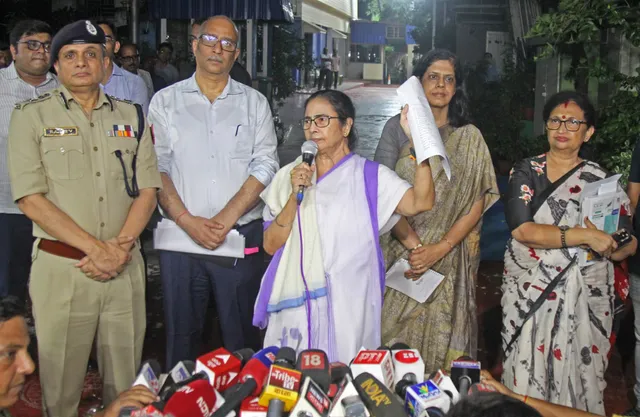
[364,0,415,22]
[466,51,541,169]
[271,25,313,106]
[528,0,640,181]
[591,89,640,183]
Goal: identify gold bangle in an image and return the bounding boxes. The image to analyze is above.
[410,243,423,252]
[443,238,454,250]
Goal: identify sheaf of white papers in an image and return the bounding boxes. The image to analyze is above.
[385,258,445,303]
[396,76,451,180]
[153,220,246,258]
[578,174,623,266]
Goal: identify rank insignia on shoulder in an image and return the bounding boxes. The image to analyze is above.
[109,95,133,104]
[44,126,79,137]
[15,93,52,110]
[107,125,136,138]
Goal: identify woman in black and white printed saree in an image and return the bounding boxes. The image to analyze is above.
[501,91,637,415]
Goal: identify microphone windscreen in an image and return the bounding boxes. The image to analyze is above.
[274,347,297,368]
[390,342,411,350]
[301,140,319,156]
[234,348,255,366]
[163,379,216,417]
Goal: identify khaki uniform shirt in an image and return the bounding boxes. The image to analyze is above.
[7,85,162,241]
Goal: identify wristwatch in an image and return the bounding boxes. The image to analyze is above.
[559,225,569,248]
[409,147,416,158]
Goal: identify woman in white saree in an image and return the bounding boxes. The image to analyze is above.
[253,90,435,362]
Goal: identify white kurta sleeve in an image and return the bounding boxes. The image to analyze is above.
[376,164,412,232]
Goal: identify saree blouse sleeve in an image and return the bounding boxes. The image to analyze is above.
[505,158,537,231]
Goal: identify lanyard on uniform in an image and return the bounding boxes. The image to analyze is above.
[114,150,139,197]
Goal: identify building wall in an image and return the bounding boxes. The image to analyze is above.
[455,22,506,66]
[301,2,351,32]
[533,56,560,136]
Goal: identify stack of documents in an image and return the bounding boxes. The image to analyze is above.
[396,76,451,180]
[578,174,623,266]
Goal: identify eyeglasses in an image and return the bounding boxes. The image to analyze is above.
[105,35,115,44]
[546,117,587,132]
[17,40,51,52]
[119,55,139,63]
[301,115,343,130]
[199,34,237,52]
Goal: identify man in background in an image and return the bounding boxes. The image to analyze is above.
[118,43,155,98]
[330,49,341,89]
[0,45,11,69]
[155,42,180,86]
[317,47,331,90]
[0,20,58,304]
[98,22,149,113]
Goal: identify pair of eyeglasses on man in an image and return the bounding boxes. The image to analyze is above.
[119,55,140,63]
[18,40,51,52]
[198,34,237,52]
[300,115,344,130]
[545,117,587,132]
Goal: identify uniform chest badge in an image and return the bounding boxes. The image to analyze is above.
[44,126,78,137]
[107,125,137,138]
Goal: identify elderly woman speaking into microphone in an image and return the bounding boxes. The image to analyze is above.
[253,90,434,362]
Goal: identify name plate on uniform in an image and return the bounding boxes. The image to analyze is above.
[44,127,78,137]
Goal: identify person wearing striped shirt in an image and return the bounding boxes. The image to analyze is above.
[0,19,58,304]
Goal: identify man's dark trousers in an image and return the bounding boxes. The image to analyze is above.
[159,220,265,370]
[0,213,34,303]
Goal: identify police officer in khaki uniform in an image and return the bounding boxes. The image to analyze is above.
[7,20,161,417]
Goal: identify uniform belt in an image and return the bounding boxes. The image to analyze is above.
[38,239,86,260]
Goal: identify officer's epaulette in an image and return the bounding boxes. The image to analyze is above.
[108,95,133,105]
[14,93,53,110]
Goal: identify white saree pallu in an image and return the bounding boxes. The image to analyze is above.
[254,153,411,362]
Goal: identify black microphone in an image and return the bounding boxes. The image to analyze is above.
[296,140,319,205]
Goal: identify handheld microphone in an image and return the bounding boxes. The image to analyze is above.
[390,348,425,389]
[329,362,350,399]
[195,347,254,392]
[404,380,450,417]
[288,376,332,417]
[258,347,302,411]
[429,370,460,404]
[163,379,217,417]
[212,346,279,417]
[296,140,319,205]
[353,372,405,417]
[468,382,498,395]
[350,350,395,389]
[159,360,196,398]
[329,373,371,417]
[449,357,481,397]
[132,359,163,394]
[296,349,330,393]
[240,397,267,417]
[160,371,209,403]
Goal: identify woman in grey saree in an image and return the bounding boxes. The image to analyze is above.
[379,49,500,372]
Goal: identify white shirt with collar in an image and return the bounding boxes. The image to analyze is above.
[149,74,279,247]
[0,63,58,213]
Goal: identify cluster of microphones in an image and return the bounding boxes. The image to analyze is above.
[119,343,496,417]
